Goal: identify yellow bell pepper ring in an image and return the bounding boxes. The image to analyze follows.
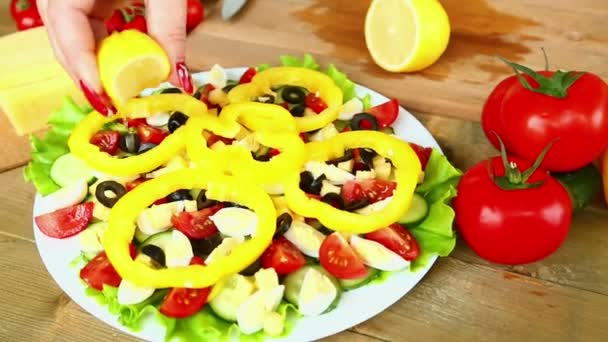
[103,168,277,289]
[219,102,298,133]
[185,115,242,172]
[284,131,421,234]
[68,94,210,176]
[227,67,343,133]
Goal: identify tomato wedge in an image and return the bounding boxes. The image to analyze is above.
[262,237,306,275]
[239,67,257,84]
[319,233,368,279]
[137,124,169,145]
[35,202,94,239]
[341,179,396,204]
[171,204,224,239]
[90,131,121,155]
[408,142,433,170]
[79,245,137,291]
[159,256,211,318]
[305,93,328,114]
[368,98,399,128]
[365,223,420,261]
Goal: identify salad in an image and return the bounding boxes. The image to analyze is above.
[26,54,462,341]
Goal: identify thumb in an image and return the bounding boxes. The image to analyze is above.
[145,0,191,93]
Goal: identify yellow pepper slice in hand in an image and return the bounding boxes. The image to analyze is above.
[284,131,421,234]
[103,168,276,288]
[228,67,343,132]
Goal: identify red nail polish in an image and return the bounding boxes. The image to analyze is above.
[176,62,194,94]
[79,80,116,116]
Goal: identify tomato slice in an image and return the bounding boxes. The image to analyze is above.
[159,256,211,318]
[341,179,396,204]
[206,133,234,147]
[239,67,257,84]
[196,84,217,109]
[35,202,94,239]
[90,131,121,155]
[319,233,368,279]
[305,93,328,114]
[79,251,122,290]
[368,98,399,128]
[408,142,433,170]
[171,204,224,239]
[136,124,169,145]
[365,223,420,261]
[120,118,146,128]
[261,237,306,275]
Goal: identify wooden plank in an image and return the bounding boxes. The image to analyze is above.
[0,112,31,171]
[0,167,35,241]
[352,257,608,342]
[187,0,608,122]
[0,234,379,342]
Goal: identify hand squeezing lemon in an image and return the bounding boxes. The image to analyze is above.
[365,0,450,73]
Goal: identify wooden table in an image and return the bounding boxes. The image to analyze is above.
[2,0,608,341]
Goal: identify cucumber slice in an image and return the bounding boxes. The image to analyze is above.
[134,228,153,244]
[139,230,193,268]
[399,193,428,225]
[50,153,94,187]
[338,267,380,291]
[209,274,256,322]
[283,265,341,315]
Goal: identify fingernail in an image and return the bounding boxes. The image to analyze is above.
[176,62,194,94]
[79,80,116,116]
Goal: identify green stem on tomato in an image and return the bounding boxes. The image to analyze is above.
[496,52,584,99]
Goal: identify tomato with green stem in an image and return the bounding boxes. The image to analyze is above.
[454,134,572,265]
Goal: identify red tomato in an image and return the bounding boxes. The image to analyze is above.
[121,15,147,33]
[305,93,328,114]
[79,251,122,290]
[90,131,121,155]
[120,118,146,128]
[365,223,420,261]
[171,204,224,239]
[196,84,216,109]
[319,233,368,279]
[206,133,234,147]
[159,256,211,318]
[105,10,125,34]
[341,179,396,204]
[35,202,94,239]
[11,0,42,31]
[368,98,399,128]
[239,67,257,84]
[137,124,169,145]
[482,66,608,172]
[408,143,433,170]
[186,0,205,33]
[261,238,306,275]
[454,156,572,265]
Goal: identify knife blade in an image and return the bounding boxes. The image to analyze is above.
[221,0,249,21]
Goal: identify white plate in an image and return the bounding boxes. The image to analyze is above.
[33,67,442,342]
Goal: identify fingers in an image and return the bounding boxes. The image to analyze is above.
[145,0,192,93]
[39,0,115,115]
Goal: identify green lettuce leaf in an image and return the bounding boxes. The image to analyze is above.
[84,284,300,342]
[409,149,463,271]
[360,94,372,110]
[325,64,356,102]
[23,97,91,195]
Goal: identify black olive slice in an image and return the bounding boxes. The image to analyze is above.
[119,132,140,154]
[344,199,370,212]
[239,258,262,276]
[299,171,326,195]
[289,104,306,117]
[196,190,218,210]
[141,245,166,268]
[321,193,345,209]
[274,212,293,238]
[168,189,193,202]
[191,233,223,256]
[281,86,306,104]
[309,174,326,195]
[168,111,188,133]
[255,94,275,104]
[326,149,354,165]
[95,180,127,208]
[161,87,182,94]
[351,113,379,131]
[359,148,377,169]
[138,143,157,154]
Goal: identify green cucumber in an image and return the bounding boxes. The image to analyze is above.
[553,164,602,213]
[398,193,428,225]
[283,265,341,314]
[209,274,256,322]
[138,230,193,268]
[138,231,174,252]
[332,120,350,132]
[50,153,95,187]
[338,267,380,291]
[134,228,153,244]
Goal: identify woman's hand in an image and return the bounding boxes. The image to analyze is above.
[36,0,193,116]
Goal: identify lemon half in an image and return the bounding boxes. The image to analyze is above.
[97,30,171,107]
[365,0,450,73]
